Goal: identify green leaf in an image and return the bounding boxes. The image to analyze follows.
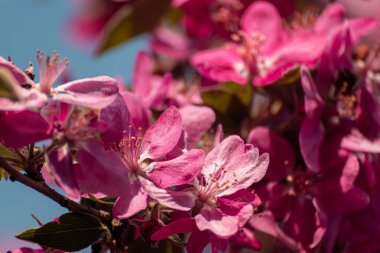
[201,89,232,113]
[96,0,171,55]
[273,68,301,86]
[0,68,21,100]
[223,82,252,106]
[0,144,18,181]
[201,82,253,113]
[0,168,10,181]
[80,194,115,213]
[0,144,17,159]
[16,212,108,251]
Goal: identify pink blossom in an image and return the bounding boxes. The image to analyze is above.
[248,127,325,251]
[0,52,120,111]
[192,136,268,237]
[175,0,295,40]
[191,2,376,86]
[149,27,193,60]
[37,51,119,109]
[249,125,369,252]
[76,106,205,218]
[40,101,108,201]
[151,136,268,252]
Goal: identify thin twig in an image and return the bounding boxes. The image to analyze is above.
[14,149,26,162]
[28,144,34,161]
[31,213,44,226]
[32,143,56,162]
[0,157,111,222]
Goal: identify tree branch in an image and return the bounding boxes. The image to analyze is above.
[0,157,111,222]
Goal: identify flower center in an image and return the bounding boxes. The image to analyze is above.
[117,125,146,175]
[334,71,358,120]
[286,171,314,196]
[64,108,100,142]
[196,163,238,205]
[231,31,268,77]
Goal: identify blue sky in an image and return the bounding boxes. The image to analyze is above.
[0,0,145,251]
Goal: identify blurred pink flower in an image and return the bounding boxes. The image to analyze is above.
[192,2,376,86]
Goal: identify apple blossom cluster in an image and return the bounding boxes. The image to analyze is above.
[3,0,380,253]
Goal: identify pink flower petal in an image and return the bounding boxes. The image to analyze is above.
[151,217,197,241]
[191,47,249,85]
[329,187,369,213]
[122,91,151,130]
[231,227,261,251]
[340,154,360,193]
[187,229,211,253]
[141,106,183,160]
[149,27,191,60]
[47,144,81,201]
[100,94,130,146]
[341,129,380,153]
[139,176,196,211]
[218,190,260,218]
[195,205,240,238]
[301,67,324,116]
[237,204,254,227]
[0,110,51,148]
[314,3,345,33]
[179,105,216,147]
[132,51,154,97]
[210,234,228,253]
[11,248,46,253]
[310,199,328,249]
[148,149,205,188]
[315,177,369,213]
[357,83,380,139]
[213,124,224,147]
[145,74,172,110]
[248,127,294,181]
[53,76,119,109]
[0,88,47,111]
[112,180,148,219]
[254,34,326,86]
[202,135,245,179]
[299,114,324,173]
[218,195,247,212]
[241,1,285,53]
[348,17,378,42]
[249,211,298,251]
[76,141,129,197]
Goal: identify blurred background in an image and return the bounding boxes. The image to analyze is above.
[0,0,145,251]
